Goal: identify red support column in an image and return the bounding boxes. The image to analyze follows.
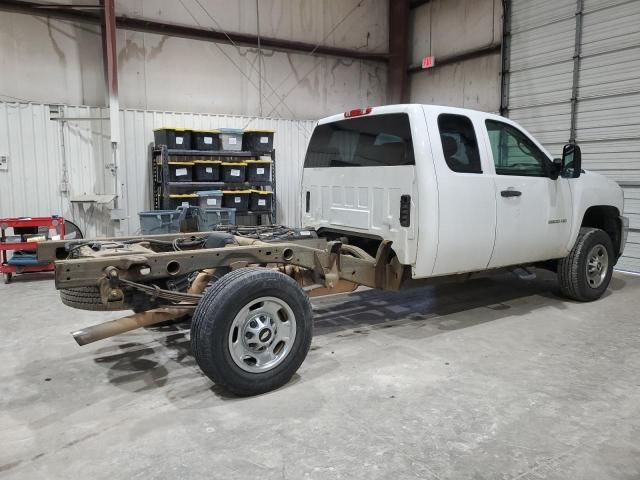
[387,0,410,104]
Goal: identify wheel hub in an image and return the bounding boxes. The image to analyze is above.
[586,244,609,289]
[258,328,272,342]
[241,313,277,352]
[228,297,297,373]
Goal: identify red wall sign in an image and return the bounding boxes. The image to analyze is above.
[422,56,435,69]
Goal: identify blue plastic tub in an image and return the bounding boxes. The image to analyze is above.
[218,128,244,151]
[138,209,185,234]
[196,208,236,231]
[196,190,224,208]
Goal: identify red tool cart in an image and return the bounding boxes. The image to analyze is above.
[0,216,65,284]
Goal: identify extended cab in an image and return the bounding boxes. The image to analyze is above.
[302,104,629,301]
[39,104,630,396]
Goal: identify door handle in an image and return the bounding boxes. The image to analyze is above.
[501,189,522,197]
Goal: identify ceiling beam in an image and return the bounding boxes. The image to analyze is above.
[0,0,389,63]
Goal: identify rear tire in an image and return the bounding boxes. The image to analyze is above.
[191,268,313,396]
[558,227,614,302]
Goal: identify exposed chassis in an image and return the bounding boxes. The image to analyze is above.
[36,230,531,396]
[40,232,404,293]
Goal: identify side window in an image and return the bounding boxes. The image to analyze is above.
[485,120,550,177]
[437,114,482,174]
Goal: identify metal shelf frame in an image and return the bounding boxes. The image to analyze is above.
[0,216,66,283]
[152,145,277,225]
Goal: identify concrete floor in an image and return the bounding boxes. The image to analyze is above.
[1,270,640,479]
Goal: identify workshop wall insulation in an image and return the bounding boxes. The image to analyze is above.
[0,102,315,237]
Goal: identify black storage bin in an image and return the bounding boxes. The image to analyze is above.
[222,162,247,183]
[243,130,274,153]
[250,190,273,211]
[168,194,199,209]
[246,160,272,182]
[168,162,194,182]
[154,128,192,150]
[223,190,251,212]
[192,130,220,151]
[193,161,221,181]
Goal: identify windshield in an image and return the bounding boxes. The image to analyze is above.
[304,113,415,168]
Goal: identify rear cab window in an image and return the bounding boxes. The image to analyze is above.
[437,114,482,174]
[304,113,415,168]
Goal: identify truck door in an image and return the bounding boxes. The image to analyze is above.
[424,109,497,275]
[482,119,573,268]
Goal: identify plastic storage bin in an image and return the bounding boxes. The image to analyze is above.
[250,190,273,211]
[196,208,237,231]
[197,190,224,208]
[138,209,185,234]
[168,162,194,182]
[168,194,199,209]
[243,130,274,153]
[222,162,247,183]
[193,160,221,181]
[246,159,272,182]
[219,128,244,151]
[192,130,220,151]
[154,128,192,150]
[223,190,251,212]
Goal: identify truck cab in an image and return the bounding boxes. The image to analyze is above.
[302,104,628,300]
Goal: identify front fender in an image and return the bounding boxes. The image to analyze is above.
[566,171,624,253]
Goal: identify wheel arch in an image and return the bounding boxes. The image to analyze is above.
[580,205,623,259]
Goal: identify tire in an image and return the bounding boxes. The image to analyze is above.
[191,268,313,396]
[60,286,132,311]
[558,227,614,302]
[3,272,11,284]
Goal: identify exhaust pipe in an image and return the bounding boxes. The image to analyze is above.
[71,307,195,346]
[72,269,221,346]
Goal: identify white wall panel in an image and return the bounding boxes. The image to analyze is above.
[409,53,501,112]
[0,103,63,221]
[0,0,387,119]
[0,102,314,238]
[408,0,502,112]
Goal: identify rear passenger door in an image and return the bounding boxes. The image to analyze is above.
[424,108,497,275]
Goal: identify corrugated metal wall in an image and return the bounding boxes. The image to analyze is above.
[508,0,575,156]
[508,0,640,272]
[0,102,315,237]
[579,0,640,272]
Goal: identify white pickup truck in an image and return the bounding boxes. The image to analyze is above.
[44,104,630,396]
[302,104,629,302]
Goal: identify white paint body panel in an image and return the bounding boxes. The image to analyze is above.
[422,106,497,275]
[301,104,625,280]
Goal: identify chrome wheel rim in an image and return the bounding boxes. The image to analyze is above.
[586,244,608,289]
[228,296,297,373]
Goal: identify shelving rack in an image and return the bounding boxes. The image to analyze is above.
[151,146,277,226]
[0,216,65,284]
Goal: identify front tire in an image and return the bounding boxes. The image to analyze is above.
[558,227,614,302]
[191,268,313,396]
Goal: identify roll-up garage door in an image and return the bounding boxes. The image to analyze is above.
[508,0,640,272]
